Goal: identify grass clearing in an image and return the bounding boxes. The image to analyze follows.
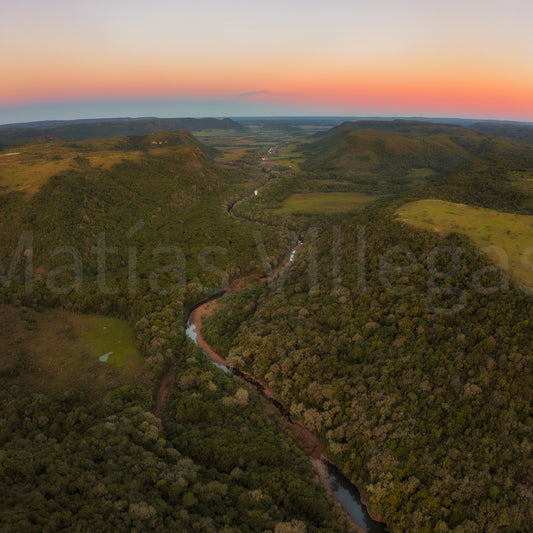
[407,167,435,178]
[397,199,533,288]
[215,146,251,162]
[0,306,151,401]
[275,192,378,214]
[194,130,262,163]
[77,316,143,372]
[0,142,142,195]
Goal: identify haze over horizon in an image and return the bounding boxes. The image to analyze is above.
[1,0,532,124]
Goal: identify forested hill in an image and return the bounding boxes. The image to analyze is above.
[470,122,533,144]
[316,119,480,136]
[301,119,529,180]
[0,129,287,305]
[0,117,245,148]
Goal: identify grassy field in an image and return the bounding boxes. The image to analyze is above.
[397,199,533,288]
[78,316,143,371]
[193,129,259,163]
[275,191,378,214]
[264,142,307,170]
[0,141,143,195]
[191,128,309,168]
[406,167,435,180]
[0,306,150,401]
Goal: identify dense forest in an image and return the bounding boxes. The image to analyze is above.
[1,120,532,531]
[203,208,533,531]
[0,343,343,532]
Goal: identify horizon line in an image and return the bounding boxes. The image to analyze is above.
[2,114,533,128]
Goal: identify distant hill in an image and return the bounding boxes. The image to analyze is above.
[0,117,245,148]
[470,122,533,144]
[316,119,497,137]
[113,129,218,157]
[302,119,528,180]
[233,116,497,128]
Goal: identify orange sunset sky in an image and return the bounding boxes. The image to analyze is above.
[1,0,532,123]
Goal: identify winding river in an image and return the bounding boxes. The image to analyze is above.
[172,150,389,531]
[184,258,388,533]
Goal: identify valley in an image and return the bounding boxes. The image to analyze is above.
[0,118,532,532]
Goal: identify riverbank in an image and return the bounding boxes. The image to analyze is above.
[187,289,388,533]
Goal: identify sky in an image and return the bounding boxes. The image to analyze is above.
[1,0,532,124]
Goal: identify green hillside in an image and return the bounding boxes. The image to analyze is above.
[471,122,533,144]
[397,199,533,288]
[0,130,216,195]
[0,130,286,297]
[300,120,530,194]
